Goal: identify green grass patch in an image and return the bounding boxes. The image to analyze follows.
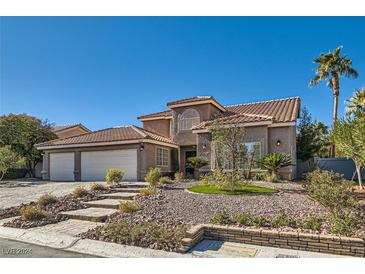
[188,184,278,195]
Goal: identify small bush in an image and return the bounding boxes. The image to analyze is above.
[90,183,107,191]
[119,201,139,213]
[106,168,124,185]
[271,212,291,228]
[233,212,253,226]
[199,174,211,185]
[37,193,58,207]
[73,186,89,198]
[145,168,161,187]
[253,171,267,181]
[330,213,361,236]
[300,216,323,231]
[139,187,152,197]
[265,174,279,183]
[159,176,172,185]
[210,210,233,225]
[20,206,46,221]
[252,216,271,227]
[174,172,184,182]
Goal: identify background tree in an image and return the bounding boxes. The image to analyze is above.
[296,107,330,160]
[0,114,57,177]
[332,115,365,189]
[346,87,365,116]
[309,46,358,157]
[0,146,24,181]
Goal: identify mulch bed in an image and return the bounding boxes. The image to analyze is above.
[2,188,116,229]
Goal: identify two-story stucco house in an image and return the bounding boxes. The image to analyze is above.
[35,96,300,181]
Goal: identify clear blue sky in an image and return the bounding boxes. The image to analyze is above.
[1,17,364,131]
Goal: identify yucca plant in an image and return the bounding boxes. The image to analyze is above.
[257,152,292,181]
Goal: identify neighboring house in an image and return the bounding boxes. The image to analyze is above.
[35,96,300,181]
[52,124,90,138]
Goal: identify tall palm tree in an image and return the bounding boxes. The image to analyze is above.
[309,46,358,157]
[346,87,365,115]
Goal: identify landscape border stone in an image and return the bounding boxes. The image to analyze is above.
[180,224,365,257]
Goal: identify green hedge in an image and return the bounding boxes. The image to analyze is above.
[1,168,27,180]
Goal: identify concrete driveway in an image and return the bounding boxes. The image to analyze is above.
[0,181,107,209]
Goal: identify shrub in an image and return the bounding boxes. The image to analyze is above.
[265,174,279,183]
[329,213,361,236]
[304,169,358,216]
[300,216,323,231]
[139,187,152,197]
[257,152,292,181]
[252,216,271,227]
[145,168,161,187]
[271,212,291,228]
[210,210,233,225]
[232,212,253,226]
[106,168,124,185]
[186,156,208,179]
[253,171,267,181]
[37,193,58,207]
[73,186,89,198]
[103,221,186,251]
[20,206,46,221]
[174,172,184,182]
[200,174,211,185]
[159,176,172,185]
[90,183,107,191]
[118,201,139,213]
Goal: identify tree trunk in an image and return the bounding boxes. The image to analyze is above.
[355,163,363,189]
[331,74,340,157]
[26,160,35,178]
[247,146,257,180]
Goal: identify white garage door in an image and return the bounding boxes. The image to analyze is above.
[81,149,137,181]
[49,152,75,181]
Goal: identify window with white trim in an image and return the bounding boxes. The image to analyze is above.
[156,147,169,166]
[179,109,200,130]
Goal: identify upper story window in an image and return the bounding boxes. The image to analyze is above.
[179,109,200,130]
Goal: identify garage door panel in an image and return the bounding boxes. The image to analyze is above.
[81,149,137,181]
[50,153,75,181]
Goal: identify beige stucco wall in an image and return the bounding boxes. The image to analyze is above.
[142,119,171,138]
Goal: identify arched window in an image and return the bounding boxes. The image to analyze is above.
[179,109,200,130]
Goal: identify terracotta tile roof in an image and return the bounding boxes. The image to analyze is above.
[193,97,300,130]
[137,110,172,120]
[166,96,214,106]
[52,123,90,132]
[36,125,176,148]
[139,96,299,123]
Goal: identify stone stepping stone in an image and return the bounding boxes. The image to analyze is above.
[115,182,149,188]
[112,187,143,193]
[82,199,127,209]
[60,207,117,222]
[98,192,138,200]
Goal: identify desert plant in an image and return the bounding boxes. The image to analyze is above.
[309,46,358,156]
[257,152,292,181]
[232,212,253,226]
[329,213,361,236]
[73,186,89,198]
[139,187,152,197]
[299,216,323,231]
[118,201,139,213]
[210,210,233,225]
[105,168,124,185]
[159,176,172,185]
[200,174,211,185]
[252,216,271,227]
[37,193,58,207]
[145,167,161,187]
[90,183,107,191]
[186,156,208,179]
[305,169,358,217]
[346,87,365,116]
[271,212,291,228]
[20,206,46,221]
[174,172,184,182]
[253,171,267,181]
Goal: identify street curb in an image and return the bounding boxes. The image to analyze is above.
[0,226,189,258]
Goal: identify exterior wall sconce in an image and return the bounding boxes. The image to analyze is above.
[202,144,207,150]
[140,144,144,151]
[276,140,281,147]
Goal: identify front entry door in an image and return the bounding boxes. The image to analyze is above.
[185,151,197,177]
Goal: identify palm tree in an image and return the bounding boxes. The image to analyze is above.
[346,87,365,115]
[309,46,358,157]
[257,152,292,182]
